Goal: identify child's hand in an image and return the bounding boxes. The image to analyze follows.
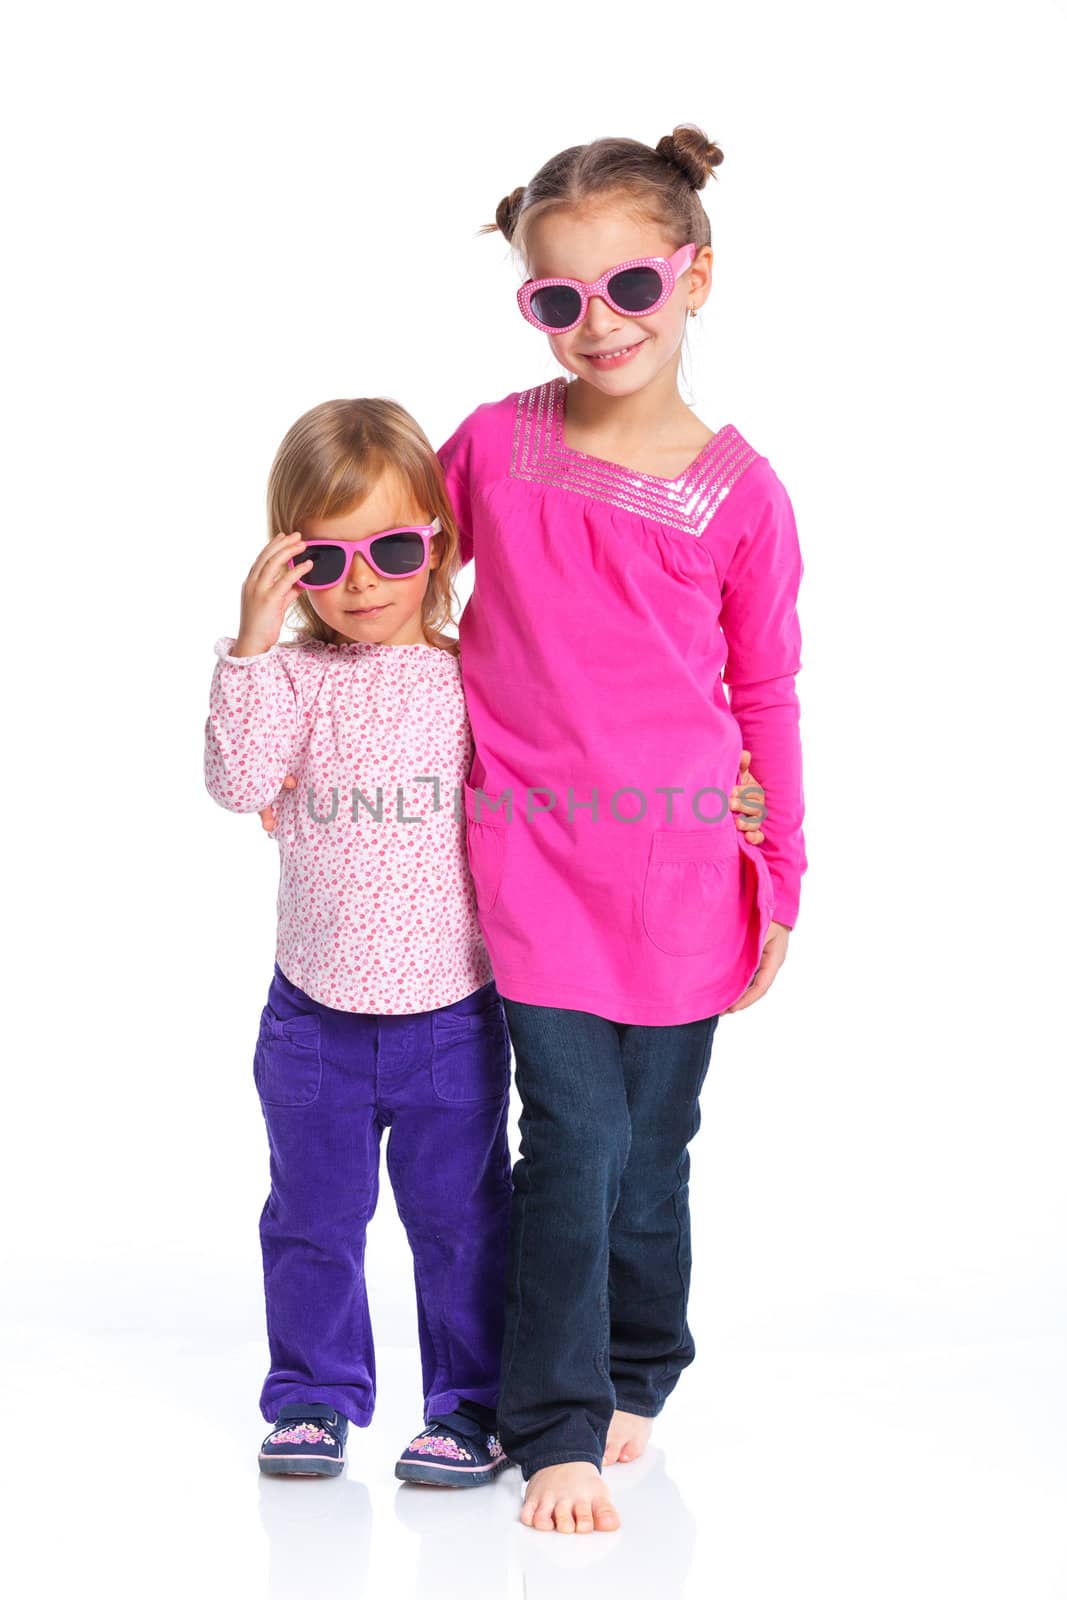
[724,922,790,1013]
[232,532,315,658]
[259,773,297,833]
[729,749,765,844]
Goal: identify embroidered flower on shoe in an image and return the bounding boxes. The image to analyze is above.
[269,1423,331,1446]
[486,1435,503,1459]
[408,1433,472,1461]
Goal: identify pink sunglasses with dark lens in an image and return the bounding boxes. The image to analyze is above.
[518,243,698,333]
[289,518,441,589]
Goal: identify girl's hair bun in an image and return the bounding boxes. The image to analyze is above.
[655,124,724,190]
[493,185,527,242]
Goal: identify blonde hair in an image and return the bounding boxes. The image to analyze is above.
[267,398,462,657]
[481,123,723,263]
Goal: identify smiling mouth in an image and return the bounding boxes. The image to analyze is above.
[583,339,646,362]
[346,604,391,615]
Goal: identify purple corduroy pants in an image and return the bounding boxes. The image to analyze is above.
[253,961,513,1427]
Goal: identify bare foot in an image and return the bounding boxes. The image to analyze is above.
[602,1409,653,1465]
[519,1461,620,1534]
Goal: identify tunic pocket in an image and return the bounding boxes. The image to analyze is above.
[641,825,743,958]
[462,778,511,916]
[253,1004,323,1107]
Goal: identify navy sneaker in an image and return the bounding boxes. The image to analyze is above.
[395,1405,511,1487]
[258,1403,348,1477]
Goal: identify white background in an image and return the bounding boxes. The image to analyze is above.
[3,1,1065,1595]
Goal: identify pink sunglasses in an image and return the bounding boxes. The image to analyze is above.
[518,243,698,333]
[289,517,442,589]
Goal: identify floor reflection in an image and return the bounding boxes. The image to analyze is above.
[393,1461,521,1589]
[258,1472,372,1598]
[393,1445,698,1599]
[513,1448,698,1597]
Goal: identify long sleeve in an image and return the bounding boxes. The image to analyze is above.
[203,636,301,814]
[720,470,807,928]
[436,417,476,570]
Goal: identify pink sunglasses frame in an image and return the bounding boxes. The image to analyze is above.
[289,517,442,589]
[517,243,698,334]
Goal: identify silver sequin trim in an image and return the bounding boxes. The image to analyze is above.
[509,378,758,536]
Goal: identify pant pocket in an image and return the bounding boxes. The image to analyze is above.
[430,1000,512,1103]
[641,826,743,958]
[253,1004,324,1107]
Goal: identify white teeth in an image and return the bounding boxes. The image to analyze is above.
[590,344,636,359]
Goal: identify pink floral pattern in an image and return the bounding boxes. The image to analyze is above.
[268,1422,333,1447]
[407,1433,472,1461]
[205,636,494,1014]
[486,1434,503,1459]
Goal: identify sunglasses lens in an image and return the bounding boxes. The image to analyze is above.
[370,533,426,575]
[529,284,583,329]
[300,545,347,586]
[607,266,665,313]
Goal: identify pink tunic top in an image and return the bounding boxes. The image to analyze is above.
[203,635,493,1014]
[437,376,806,1026]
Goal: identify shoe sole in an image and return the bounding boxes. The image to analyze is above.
[395,1455,513,1488]
[259,1453,344,1477]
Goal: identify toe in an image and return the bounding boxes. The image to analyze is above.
[554,1499,576,1534]
[573,1499,595,1533]
[532,1502,556,1532]
[520,1496,538,1527]
[593,1498,621,1532]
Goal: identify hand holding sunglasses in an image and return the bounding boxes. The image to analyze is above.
[231,521,441,659]
[231,531,318,659]
[518,243,697,334]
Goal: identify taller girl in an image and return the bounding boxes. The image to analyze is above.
[438,123,807,1533]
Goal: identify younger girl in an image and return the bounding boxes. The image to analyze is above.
[203,399,516,1486]
[432,123,808,1533]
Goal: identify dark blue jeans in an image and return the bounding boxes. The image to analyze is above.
[255,962,513,1427]
[495,999,720,1478]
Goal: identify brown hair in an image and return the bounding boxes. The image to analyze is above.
[267,398,462,657]
[480,123,724,260]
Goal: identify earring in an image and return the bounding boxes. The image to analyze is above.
[688,307,697,318]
